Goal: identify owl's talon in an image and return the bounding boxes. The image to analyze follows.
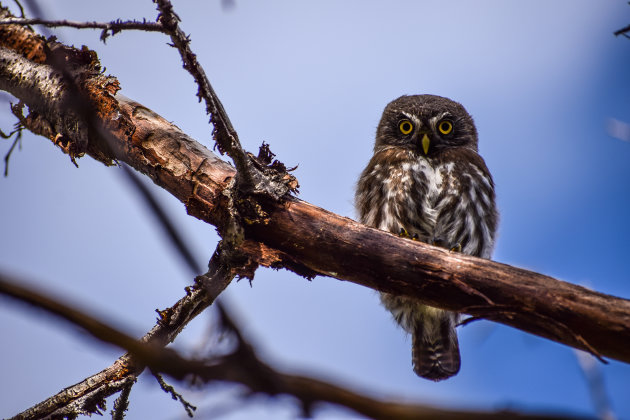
[450,243,462,253]
[398,228,419,241]
[430,236,446,248]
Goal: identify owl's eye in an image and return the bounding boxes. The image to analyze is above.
[438,120,453,135]
[399,120,414,135]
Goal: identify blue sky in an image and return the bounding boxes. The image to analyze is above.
[1,1,629,419]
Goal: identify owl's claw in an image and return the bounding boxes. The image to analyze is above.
[398,228,419,241]
[430,237,460,252]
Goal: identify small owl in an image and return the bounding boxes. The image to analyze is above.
[355,94,498,381]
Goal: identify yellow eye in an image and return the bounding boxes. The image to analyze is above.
[399,120,413,135]
[438,120,453,135]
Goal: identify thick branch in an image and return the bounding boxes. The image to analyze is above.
[2,14,630,366]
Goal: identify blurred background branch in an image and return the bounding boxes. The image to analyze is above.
[0,271,590,420]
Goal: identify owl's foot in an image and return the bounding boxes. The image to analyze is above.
[430,237,460,252]
[449,243,462,253]
[398,228,419,241]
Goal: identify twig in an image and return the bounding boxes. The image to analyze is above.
[111,378,135,420]
[2,129,21,176]
[152,0,244,167]
[11,0,25,18]
[152,0,298,200]
[1,121,22,176]
[0,17,166,42]
[0,17,163,31]
[153,373,196,418]
[574,350,617,420]
[613,23,630,38]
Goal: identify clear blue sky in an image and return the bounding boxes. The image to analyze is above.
[1,1,629,419]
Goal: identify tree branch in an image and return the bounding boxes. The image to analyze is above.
[614,23,630,38]
[1,20,630,365]
[0,271,589,420]
[0,17,165,41]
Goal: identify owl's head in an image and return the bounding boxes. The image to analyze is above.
[374,94,478,156]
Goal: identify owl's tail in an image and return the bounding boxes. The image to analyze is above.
[412,315,461,381]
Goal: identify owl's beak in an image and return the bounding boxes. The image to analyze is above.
[421,134,430,155]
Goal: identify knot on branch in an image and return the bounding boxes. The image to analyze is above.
[217,142,298,251]
[213,142,299,280]
[238,141,299,201]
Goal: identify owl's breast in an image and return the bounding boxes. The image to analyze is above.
[403,159,459,239]
[355,150,469,242]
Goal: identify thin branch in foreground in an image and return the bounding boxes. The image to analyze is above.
[0,271,590,420]
[0,271,170,363]
[5,245,234,420]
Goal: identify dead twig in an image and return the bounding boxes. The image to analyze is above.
[153,0,298,201]
[0,17,166,42]
[153,373,196,417]
[111,378,135,420]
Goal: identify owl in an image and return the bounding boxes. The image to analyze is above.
[355,94,498,381]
